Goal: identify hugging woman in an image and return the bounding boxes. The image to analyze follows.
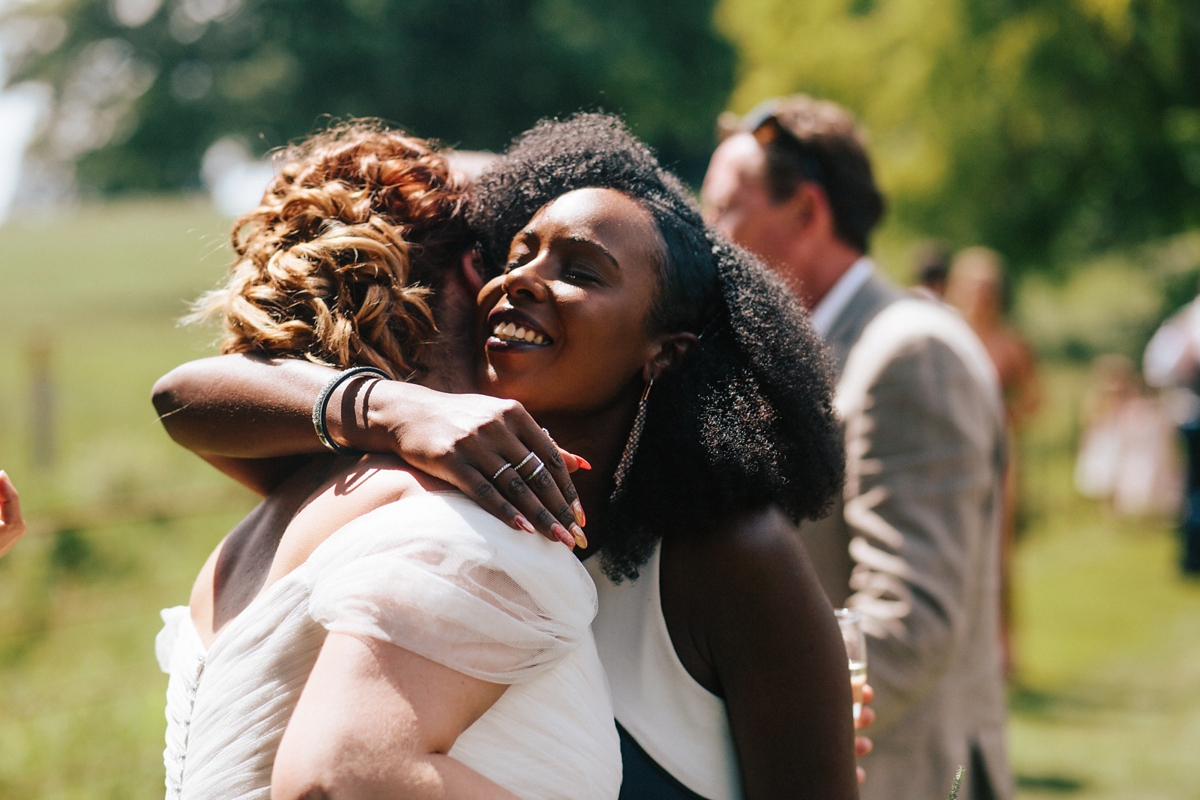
[154,115,859,799]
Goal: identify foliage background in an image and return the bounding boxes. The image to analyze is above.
[5,0,735,188]
[719,0,1200,272]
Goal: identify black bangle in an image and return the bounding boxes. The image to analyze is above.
[312,366,391,455]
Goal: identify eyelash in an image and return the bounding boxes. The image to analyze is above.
[563,263,598,283]
[504,258,598,284]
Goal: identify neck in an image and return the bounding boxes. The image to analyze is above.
[421,293,479,394]
[788,243,864,312]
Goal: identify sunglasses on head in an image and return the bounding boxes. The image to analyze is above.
[743,105,827,189]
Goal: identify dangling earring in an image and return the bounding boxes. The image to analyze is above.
[611,377,653,499]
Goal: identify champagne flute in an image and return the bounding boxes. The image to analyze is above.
[835,608,867,724]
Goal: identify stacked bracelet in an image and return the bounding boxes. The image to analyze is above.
[312,366,391,455]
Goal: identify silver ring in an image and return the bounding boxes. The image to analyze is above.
[491,462,514,482]
[514,452,538,471]
[524,463,547,482]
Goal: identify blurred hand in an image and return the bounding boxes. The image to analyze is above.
[361,383,588,548]
[0,471,26,558]
[855,683,875,784]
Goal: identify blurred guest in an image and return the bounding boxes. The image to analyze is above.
[1076,355,1181,517]
[945,248,1040,427]
[944,247,1040,675]
[0,471,25,558]
[911,240,952,300]
[703,95,1011,800]
[1143,299,1200,572]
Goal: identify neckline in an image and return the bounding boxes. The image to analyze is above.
[192,490,465,659]
[590,542,724,705]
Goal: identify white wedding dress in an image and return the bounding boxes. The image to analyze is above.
[155,492,621,800]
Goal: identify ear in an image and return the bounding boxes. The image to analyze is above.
[459,249,485,295]
[643,332,699,383]
[787,182,830,233]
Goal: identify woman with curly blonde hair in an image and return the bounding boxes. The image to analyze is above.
[155,121,622,800]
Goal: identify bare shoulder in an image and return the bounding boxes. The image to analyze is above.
[667,505,811,591]
[267,454,451,582]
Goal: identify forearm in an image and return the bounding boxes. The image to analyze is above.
[152,355,337,458]
[153,354,586,538]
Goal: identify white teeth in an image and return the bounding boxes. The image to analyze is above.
[492,320,549,345]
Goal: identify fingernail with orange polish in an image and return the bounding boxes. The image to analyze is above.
[571,500,586,528]
[571,524,588,549]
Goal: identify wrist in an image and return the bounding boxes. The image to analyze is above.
[354,379,430,455]
[322,371,392,453]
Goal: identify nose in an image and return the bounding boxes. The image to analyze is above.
[501,257,551,303]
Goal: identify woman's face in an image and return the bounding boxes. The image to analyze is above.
[476,187,667,416]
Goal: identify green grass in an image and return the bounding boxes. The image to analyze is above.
[1,199,1199,797]
[0,199,257,798]
[1009,366,1200,798]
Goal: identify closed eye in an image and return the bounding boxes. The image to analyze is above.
[563,262,601,283]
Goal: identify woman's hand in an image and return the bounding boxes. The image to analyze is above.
[0,471,26,558]
[356,380,589,545]
[855,683,876,784]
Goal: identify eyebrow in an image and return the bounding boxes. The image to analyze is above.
[564,235,620,270]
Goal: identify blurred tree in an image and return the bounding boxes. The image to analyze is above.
[3,0,734,192]
[717,0,1200,270]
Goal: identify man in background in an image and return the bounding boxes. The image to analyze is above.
[701,95,1011,800]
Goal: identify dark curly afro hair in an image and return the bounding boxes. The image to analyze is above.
[469,113,845,581]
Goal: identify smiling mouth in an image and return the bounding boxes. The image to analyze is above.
[489,321,552,347]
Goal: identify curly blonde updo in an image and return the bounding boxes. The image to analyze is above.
[195,120,475,379]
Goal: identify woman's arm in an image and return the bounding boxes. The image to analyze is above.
[273,632,520,800]
[662,507,860,800]
[152,354,585,538]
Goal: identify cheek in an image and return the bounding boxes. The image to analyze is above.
[542,296,655,403]
[562,296,651,370]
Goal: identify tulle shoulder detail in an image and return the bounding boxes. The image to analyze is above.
[306,493,597,684]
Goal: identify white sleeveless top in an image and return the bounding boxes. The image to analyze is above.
[586,542,743,800]
[157,492,621,800]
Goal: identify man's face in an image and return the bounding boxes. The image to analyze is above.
[701,133,799,276]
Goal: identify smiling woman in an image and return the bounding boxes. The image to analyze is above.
[480,188,678,420]
[465,114,862,799]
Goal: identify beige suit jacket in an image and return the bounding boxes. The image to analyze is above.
[801,273,1012,800]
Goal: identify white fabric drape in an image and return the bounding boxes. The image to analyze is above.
[157,492,621,800]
